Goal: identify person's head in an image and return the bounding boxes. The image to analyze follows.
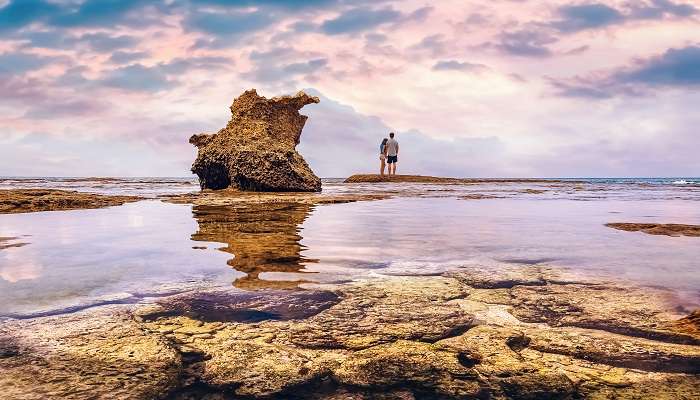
[381,138,388,145]
[389,132,395,138]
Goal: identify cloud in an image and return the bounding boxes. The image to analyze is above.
[283,58,328,74]
[19,31,139,52]
[244,58,327,83]
[0,52,59,75]
[109,50,151,64]
[365,33,388,44]
[616,45,700,86]
[78,33,139,51]
[408,34,447,56]
[320,7,402,34]
[549,78,618,99]
[552,45,700,98]
[493,29,557,57]
[193,0,339,9]
[49,0,156,28]
[243,47,326,83]
[101,64,175,92]
[629,0,697,20]
[289,21,318,33]
[185,9,273,36]
[551,3,624,32]
[432,60,488,72]
[23,99,105,119]
[157,56,234,74]
[403,6,433,22]
[49,56,233,92]
[550,1,696,32]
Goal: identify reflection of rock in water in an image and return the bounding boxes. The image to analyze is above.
[191,202,318,289]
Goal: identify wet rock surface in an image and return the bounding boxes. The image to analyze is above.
[606,222,700,237]
[190,89,321,192]
[2,266,698,399]
[0,189,141,214]
[137,289,340,323]
[161,189,390,207]
[0,307,181,400]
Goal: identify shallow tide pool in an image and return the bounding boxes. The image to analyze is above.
[1,195,699,318]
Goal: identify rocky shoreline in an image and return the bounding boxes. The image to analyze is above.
[1,264,698,399]
[0,189,141,214]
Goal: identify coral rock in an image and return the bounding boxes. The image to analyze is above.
[190,89,321,192]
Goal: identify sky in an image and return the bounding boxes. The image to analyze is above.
[0,0,699,178]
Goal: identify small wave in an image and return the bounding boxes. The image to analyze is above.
[672,180,697,185]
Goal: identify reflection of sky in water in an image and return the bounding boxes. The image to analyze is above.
[1,195,699,317]
[0,201,234,317]
[300,198,700,304]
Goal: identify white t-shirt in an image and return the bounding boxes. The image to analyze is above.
[386,138,399,156]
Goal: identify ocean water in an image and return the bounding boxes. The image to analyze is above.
[1,177,698,318]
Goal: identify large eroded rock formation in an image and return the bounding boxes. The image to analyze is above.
[190,89,321,192]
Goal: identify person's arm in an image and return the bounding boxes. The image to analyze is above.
[396,143,399,154]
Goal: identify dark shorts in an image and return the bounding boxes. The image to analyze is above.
[387,155,398,164]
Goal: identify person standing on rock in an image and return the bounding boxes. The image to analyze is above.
[386,132,399,175]
[379,138,388,175]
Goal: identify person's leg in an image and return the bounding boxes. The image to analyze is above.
[393,161,397,175]
[380,158,385,175]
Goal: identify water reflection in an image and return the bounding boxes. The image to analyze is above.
[191,202,318,290]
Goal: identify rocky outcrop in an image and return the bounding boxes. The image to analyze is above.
[0,189,141,214]
[190,89,321,192]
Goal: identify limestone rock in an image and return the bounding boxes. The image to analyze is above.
[190,89,321,192]
[0,307,181,399]
[287,277,474,350]
[4,270,700,399]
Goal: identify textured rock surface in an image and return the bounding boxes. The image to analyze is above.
[0,189,141,214]
[3,268,698,399]
[0,307,181,400]
[606,222,700,237]
[161,189,389,207]
[190,89,321,192]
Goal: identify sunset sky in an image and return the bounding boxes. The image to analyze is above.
[1,0,698,178]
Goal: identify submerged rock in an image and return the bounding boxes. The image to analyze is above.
[0,189,141,214]
[606,222,700,237]
[190,89,321,192]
